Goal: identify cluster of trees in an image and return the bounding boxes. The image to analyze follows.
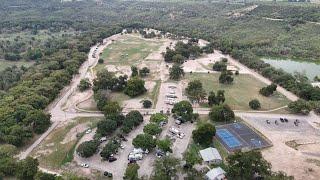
[76,140,99,158]
[124,77,147,97]
[212,58,228,71]
[209,104,235,122]
[208,90,225,106]
[78,78,91,92]
[100,138,121,160]
[0,144,70,180]
[227,151,293,180]
[185,80,206,103]
[288,99,312,114]
[130,66,150,78]
[192,122,216,146]
[219,70,234,84]
[259,83,277,97]
[163,41,202,63]
[0,66,27,91]
[121,110,144,134]
[229,49,320,102]
[171,101,194,122]
[132,133,156,151]
[0,25,122,147]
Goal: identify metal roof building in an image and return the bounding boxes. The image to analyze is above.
[199,147,222,164]
[205,167,226,180]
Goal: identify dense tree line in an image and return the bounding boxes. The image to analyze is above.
[0,25,122,146]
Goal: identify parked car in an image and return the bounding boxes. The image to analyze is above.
[80,163,89,168]
[104,171,113,177]
[85,129,92,134]
[108,156,117,162]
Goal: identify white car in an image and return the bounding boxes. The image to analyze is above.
[120,144,125,149]
[85,129,92,134]
[81,163,89,168]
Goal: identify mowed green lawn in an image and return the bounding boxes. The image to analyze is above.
[100,34,163,66]
[184,73,290,111]
[0,60,34,71]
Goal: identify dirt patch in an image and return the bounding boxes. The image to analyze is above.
[61,123,89,144]
[145,81,156,91]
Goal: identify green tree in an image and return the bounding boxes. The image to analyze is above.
[0,144,17,177]
[131,66,139,77]
[96,119,117,136]
[142,100,152,108]
[249,99,261,110]
[288,99,311,114]
[35,171,57,180]
[227,151,272,180]
[192,123,216,146]
[132,134,156,150]
[124,163,140,180]
[219,71,233,84]
[102,101,121,117]
[139,67,150,77]
[143,123,162,136]
[78,78,91,92]
[76,140,99,158]
[172,54,184,64]
[98,58,104,64]
[169,64,184,80]
[259,83,277,97]
[150,113,168,124]
[124,77,147,97]
[24,110,51,134]
[209,104,235,122]
[157,138,172,153]
[100,140,120,160]
[171,101,193,122]
[16,157,39,180]
[212,61,227,71]
[152,156,180,180]
[185,80,207,103]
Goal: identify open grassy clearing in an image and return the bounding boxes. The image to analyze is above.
[99,34,164,67]
[0,59,34,71]
[184,73,290,111]
[30,117,103,170]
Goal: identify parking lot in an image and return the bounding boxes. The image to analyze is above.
[155,82,183,112]
[239,113,320,179]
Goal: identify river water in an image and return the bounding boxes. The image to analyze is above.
[262,58,320,81]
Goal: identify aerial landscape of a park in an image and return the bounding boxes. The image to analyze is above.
[0,0,320,180]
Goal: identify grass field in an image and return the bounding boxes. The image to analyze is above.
[0,60,34,71]
[31,117,102,170]
[184,73,290,111]
[99,34,164,66]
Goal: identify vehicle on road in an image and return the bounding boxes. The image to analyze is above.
[81,163,89,168]
[85,129,92,134]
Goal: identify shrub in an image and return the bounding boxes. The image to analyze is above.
[249,99,261,110]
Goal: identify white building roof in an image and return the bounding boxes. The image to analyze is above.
[206,167,226,180]
[199,147,222,162]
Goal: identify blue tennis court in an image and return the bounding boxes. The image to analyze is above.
[216,129,242,148]
[215,122,271,152]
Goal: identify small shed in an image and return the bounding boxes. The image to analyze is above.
[199,147,222,165]
[205,167,226,180]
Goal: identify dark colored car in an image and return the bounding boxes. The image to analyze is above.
[104,171,113,177]
[108,156,117,162]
